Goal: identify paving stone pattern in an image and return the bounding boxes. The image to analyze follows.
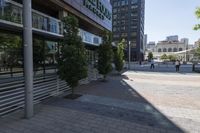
[0,69,200,133]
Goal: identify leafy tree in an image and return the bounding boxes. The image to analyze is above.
[160,54,168,61]
[98,31,113,80]
[148,52,153,60]
[57,16,88,95]
[193,7,200,71]
[168,55,177,62]
[195,46,200,60]
[194,7,200,30]
[114,39,125,73]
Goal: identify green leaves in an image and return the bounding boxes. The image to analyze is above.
[98,31,113,79]
[58,16,88,90]
[160,54,168,60]
[194,7,200,30]
[160,54,177,61]
[195,46,200,59]
[148,52,153,60]
[114,39,125,72]
[195,7,200,19]
[194,24,200,30]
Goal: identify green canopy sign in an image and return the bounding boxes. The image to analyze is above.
[83,0,112,21]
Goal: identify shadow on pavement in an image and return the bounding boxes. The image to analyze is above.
[46,73,185,133]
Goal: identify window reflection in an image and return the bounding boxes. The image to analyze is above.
[0,1,62,34]
[33,38,58,75]
[0,31,23,78]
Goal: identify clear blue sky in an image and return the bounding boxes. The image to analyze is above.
[145,0,200,44]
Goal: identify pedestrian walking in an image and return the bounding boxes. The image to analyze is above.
[150,59,155,69]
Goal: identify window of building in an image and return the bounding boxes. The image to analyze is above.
[113,21,117,25]
[113,14,117,19]
[121,33,128,37]
[0,31,22,77]
[113,34,120,38]
[163,48,167,52]
[131,26,137,30]
[131,0,138,4]
[113,9,117,13]
[118,1,121,6]
[113,2,118,7]
[179,48,183,51]
[173,48,177,52]
[113,27,117,32]
[121,0,125,6]
[121,26,126,31]
[131,32,137,37]
[121,19,125,25]
[131,5,138,9]
[131,12,138,17]
[131,41,137,48]
[158,48,162,52]
[168,48,172,52]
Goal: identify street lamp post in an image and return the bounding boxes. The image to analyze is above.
[128,41,131,69]
[23,0,34,118]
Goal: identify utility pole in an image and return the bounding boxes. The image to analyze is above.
[23,0,34,118]
[128,41,131,69]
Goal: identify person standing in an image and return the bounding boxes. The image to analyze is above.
[150,59,155,69]
[175,60,180,72]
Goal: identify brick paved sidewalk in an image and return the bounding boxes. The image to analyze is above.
[0,98,182,133]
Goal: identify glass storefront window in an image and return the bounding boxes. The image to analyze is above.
[33,38,58,75]
[0,31,23,77]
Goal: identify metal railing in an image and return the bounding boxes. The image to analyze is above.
[0,72,70,116]
[0,0,63,36]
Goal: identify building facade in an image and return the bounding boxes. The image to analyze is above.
[110,0,145,61]
[195,39,200,48]
[0,0,112,116]
[145,36,192,61]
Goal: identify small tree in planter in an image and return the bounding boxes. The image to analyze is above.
[148,52,153,61]
[160,54,168,61]
[57,16,87,99]
[168,55,177,62]
[98,31,113,81]
[114,39,125,74]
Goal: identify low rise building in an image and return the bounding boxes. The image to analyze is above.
[145,36,195,61]
[195,39,200,48]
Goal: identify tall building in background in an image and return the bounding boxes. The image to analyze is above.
[166,35,179,42]
[111,0,145,61]
[143,34,147,50]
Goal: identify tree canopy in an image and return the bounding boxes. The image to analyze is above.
[148,52,153,60]
[194,7,200,30]
[160,54,168,60]
[98,31,113,80]
[114,39,125,72]
[57,16,87,92]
